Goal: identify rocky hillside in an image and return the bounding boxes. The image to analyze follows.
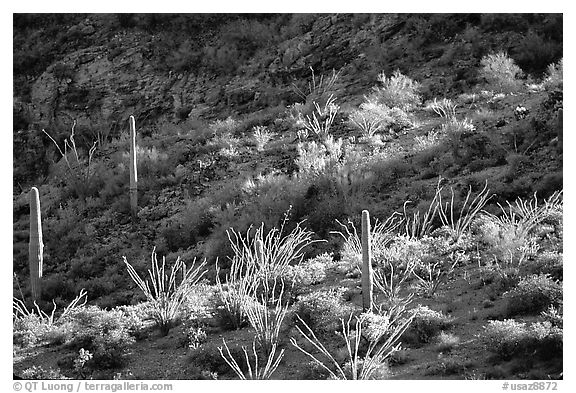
[13,13,562,305]
[13,13,563,381]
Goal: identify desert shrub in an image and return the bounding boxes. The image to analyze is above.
[348,103,388,138]
[526,251,562,281]
[504,274,562,316]
[121,145,171,179]
[294,287,355,336]
[113,303,150,338]
[441,117,475,133]
[188,340,248,376]
[180,282,216,322]
[282,253,332,299]
[480,52,523,93]
[370,70,421,111]
[209,117,242,136]
[208,131,241,157]
[296,135,343,178]
[13,290,88,348]
[183,323,208,350]
[542,58,563,91]
[435,331,460,352]
[13,314,59,348]
[481,319,562,360]
[348,100,412,138]
[425,98,457,119]
[476,191,563,279]
[541,305,563,328]
[402,305,453,345]
[20,366,70,380]
[413,130,444,152]
[387,106,413,128]
[58,306,136,368]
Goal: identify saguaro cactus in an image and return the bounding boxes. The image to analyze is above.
[129,115,138,218]
[29,187,43,303]
[557,108,563,154]
[361,210,373,312]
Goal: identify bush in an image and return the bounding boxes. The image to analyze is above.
[435,331,460,352]
[348,100,412,138]
[122,145,172,179]
[294,287,355,335]
[481,319,562,360]
[20,366,70,380]
[526,251,562,281]
[296,136,343,178]
[13,314,59,348]
[543,58,563,91]
[504,274,562,316]
[284,253,331,296]
[183,323,207,350]
[370,70,421,111]
[58,305,137,368]
[402,305,453,345]
[541,305,562,329]
[187,340,248,376]
[480,52,523,93]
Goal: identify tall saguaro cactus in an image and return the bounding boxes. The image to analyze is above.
[29,187,43,303]
[129,115,138,218]
[557,108,563,154]
[361,210,373,312]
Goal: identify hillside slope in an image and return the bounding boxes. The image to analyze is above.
[13,13,563,381]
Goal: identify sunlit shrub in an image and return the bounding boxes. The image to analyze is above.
[20,366,70,380]
[480,52,523,93]
[296,136,343,178]
[294,287,355,335]
[402,305,453,345]
[543,58,563,91]
[370,70,421,111]
[58,306,137,368]
[504,274,562,316]
[481,319,562,360]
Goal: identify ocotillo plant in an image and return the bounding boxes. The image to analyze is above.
[29,187,43,303]
[129,115,138,218]
[361,210,373,312]
[255,239,265,266]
